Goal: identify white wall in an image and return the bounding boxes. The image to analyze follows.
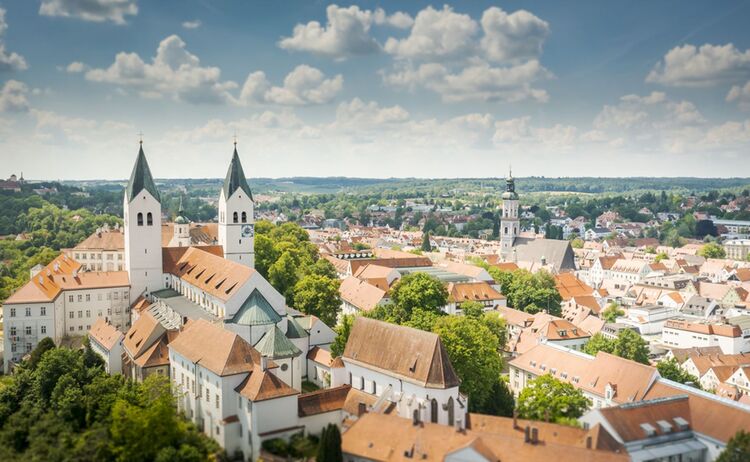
[124,190,163,298]
[218,188,255,269]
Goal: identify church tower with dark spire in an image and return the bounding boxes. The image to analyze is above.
[124,142,163,299]
[218,143,255,268]
[500,166,519,255]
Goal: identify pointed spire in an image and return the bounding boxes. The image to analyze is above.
[223,144,253,201]
[178,196,184,215]
[126,144,160,203]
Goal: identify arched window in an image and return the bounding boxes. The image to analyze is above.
[241,211,247,223]
[233,212,238,223]
[431,398,438,423]
[137,212,143,226]
[146,212,153,226]
[447,397,454,426]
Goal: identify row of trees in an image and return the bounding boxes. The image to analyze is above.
[0,339,220,462]
[254,221,342,326]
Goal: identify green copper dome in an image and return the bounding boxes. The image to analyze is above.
[254,325,302,359]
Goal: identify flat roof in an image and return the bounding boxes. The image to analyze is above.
[396,266,471,283]
[149,293,217,329]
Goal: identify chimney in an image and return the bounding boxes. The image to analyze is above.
[412,409,420,426]
[260,356,268,371]
[524,426,531,443]
[531,428,539,445]
[586,436,592,449]
[358,402,367,417]
[513,409,519,429]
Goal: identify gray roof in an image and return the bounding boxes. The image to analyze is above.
[230,289,282,326]
[223,147,253,201]
[254,325,302,359]
[126,145,160,202]
[286,315,309,339]
[512,237,576,272]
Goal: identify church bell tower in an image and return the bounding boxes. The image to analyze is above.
[500,167,519,255]
[218,143,255,268]
[124,142,163,299]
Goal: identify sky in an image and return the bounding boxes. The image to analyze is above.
[0,1,749,180]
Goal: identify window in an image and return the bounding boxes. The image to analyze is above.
[86,294,90,302]
[431,399,438,423]
[26,343,32,353]
[233,212,238,223]
[86,310,91,317]
[10,308,15,317]
[447,397,455,426]
[137,212,143,226]
[25,326,31,335]
[77,295,83,302]
[41,326,46,334]
[69,311,74,319]
[78,311,83,318]
[40,307,46,316]
[10,327,16,336]
[147,212,153,226]
[215,393,220,409]
[241,211,247,223]
[25,307,31,317]
[70,326,74,332]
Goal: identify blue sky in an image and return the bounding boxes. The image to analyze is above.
[0,1,749,180]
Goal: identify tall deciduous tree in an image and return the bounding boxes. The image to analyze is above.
[293,274,341,327]
[330,315,354,358]
[516,374,590,424]
[656,358,701,389]
[717,430,750,462]
[390,272,448,316]
[432,316,502,411]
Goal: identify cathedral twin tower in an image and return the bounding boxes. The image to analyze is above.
[123,142,255,299]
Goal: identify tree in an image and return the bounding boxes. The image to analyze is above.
[613,328,650,364]
[390,272,448,317]
[654,251,668,263]
[330,315,354,358]
[516,374,590,424]
[656,358,701,389]
[27,337,56,370]
[293,274,341,327]
[421,232,432,252]
[698,242,726,259]
[583,333,615,356]
[481,311,508,351]
[476,376,515,417]
[432,316,503,411]
[571,237,584,249]
[317,424,342,462]
[488,269,562,316]
[459,300,484,318]
[404,308,443,331]
[717,430,750,462]
[601,302,624,323]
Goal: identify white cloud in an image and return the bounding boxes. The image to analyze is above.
[0,80,29,112]
[383,59,550,103]
[727,81,750,110]
[66,61,86,73]
[182,19,202,29]
[384,6,478,61]
[480,7,549,62]
[381,5,551,104]
[493,116,577,150]
[0,8,27,71]
[333,98,409,129]
[646,43,750,87]
[39,0,137,25]
[373,9,413,29]
[84,34,237,104]
[239,65,343,106]
[278,5,380,59]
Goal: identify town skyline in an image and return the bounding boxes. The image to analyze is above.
[1,1,749,179]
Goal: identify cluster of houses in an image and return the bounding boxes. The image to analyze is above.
[3,153,750,461]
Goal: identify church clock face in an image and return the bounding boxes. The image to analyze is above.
[241,224,254,237]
